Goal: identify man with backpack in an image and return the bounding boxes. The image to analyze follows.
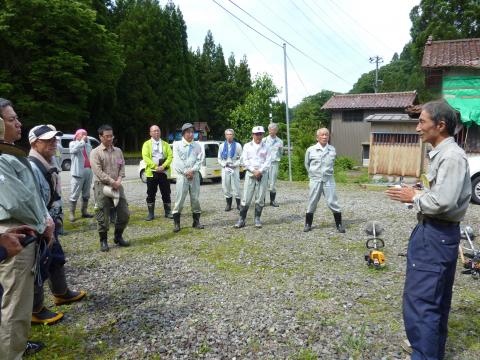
[28,125,86,325]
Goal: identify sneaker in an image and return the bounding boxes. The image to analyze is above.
[53,289,87,306]
[31,307,64,325]
[24,341,45,356]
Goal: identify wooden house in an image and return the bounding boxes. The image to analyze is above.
[321,91,418,165]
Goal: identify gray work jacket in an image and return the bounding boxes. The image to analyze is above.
[172,139,204,176]
[413,137,471,222]
[305,143,336,182]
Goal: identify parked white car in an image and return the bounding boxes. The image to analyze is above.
[138,141,222,184]
[468,155,480,204]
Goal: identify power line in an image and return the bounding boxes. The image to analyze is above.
[324,0,397,53]
[286,53,309,95]
[301,0,375,57]
[211,0,282,48]
[291,0,368,60]
[224,0,351,84]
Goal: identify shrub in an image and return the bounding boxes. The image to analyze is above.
[335,156,355,171]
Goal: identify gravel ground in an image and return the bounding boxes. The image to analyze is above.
[39,174,480,359]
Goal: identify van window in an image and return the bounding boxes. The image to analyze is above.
[204,144,218,158]
[90,138,100,149]
[61,139,71,148]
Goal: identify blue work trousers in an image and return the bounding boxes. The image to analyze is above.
[403,221,460,360]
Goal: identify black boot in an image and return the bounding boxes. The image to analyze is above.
[254,204,263,228]
[304,213,313,232]
[99,232,109,252]
[173,213,181,233]
[164,203,173,219]
[225,197,233,212]
[334,212,346,233]
[114,229,130,247]
[192,213,204,229]
[234,206,248,228]
[270,192,279,207]
[145,202,155,221]
[236,198,241,210]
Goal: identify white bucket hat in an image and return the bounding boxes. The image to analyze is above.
[103,185,120,207]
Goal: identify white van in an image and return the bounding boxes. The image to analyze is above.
[57,134,100,171]
[138,141,222,184]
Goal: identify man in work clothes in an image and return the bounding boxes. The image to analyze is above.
[386,100,471,360]
[171,123,204,232]
[142,125,173,220]
[28,125,86,325]
[304,128,345,233]
[263,123,283,207]
[0,99,54,358]
[68,129,94,222]
[218,128,242,211]
[90,125,130,252]
[234,126,272,229]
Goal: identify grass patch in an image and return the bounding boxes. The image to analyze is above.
[338,322,368,358]
[30,322,112,359]
[293,348,318,360]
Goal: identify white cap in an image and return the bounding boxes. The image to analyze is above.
[252,126,265,134]
[28,125,62,144]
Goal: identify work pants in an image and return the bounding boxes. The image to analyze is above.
[93,182,130,234]
[267,161,280,193]
[403,221,460,360]
[172,173,201,215]
[305,178,341,214]
[146,172,171,204]
[0,242,35,360]
[221,167,241,199]
[69,169,93,202]
[241,173,268,208]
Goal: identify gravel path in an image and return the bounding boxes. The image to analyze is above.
[44,175,480,359]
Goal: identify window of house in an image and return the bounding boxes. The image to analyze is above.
[372,133,419,145]
[342,110,364,122]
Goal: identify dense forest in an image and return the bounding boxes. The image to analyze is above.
[1,0,479,150]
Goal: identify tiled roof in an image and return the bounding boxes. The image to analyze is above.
[422,37,480,68]
[365,114,417,123]
[321,91,417,110]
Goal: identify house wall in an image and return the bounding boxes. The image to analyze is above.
[330,109,404,164]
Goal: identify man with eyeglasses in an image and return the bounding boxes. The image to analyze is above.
[234,126,272,229]
[90,125,130,252]
[28,125,86,325]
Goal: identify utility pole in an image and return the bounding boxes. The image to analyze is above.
[283,43,292,182]
[369,56,383,93]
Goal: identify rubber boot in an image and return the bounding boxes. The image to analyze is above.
[225,197,233,212]
[145,202,155,221]
[164,203,173,219]
[304,213,313,232]
[173,213,181,233]
[234,206,248,228]
[114,229,130,247]
[236,198,241,210]
[254,204,263,228]
[192,213,205,229]
[99,232,109,252]
[81,198,94,218]
[270,192,279,207]
[334,212,346,233]
[69,201,77,222]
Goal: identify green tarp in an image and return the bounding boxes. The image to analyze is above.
[443,76,480,126]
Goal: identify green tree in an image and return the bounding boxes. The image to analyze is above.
[0,0,123,131]
[229,73,279,144]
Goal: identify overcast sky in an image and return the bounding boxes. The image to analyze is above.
[165,0,420,106]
